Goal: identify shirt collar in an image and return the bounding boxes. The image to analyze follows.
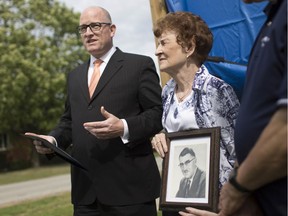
[89,46,117,67]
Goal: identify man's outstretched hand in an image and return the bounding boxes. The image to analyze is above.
[83,106,124,139]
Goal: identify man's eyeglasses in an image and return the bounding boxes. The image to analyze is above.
[178,158,195,168]
[77,22,111,34]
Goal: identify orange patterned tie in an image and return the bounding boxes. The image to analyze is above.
[89,59,103,98]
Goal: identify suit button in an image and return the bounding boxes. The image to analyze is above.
[88,105,93,110]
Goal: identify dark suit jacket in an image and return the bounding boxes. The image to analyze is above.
[49,48,163,206]
[176,168,206,198]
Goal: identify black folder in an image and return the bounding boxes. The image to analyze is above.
[23,134,87,171]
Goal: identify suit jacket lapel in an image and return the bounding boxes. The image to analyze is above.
[191,168,200,188]
[77,61,90,103]
[89,49,124,102]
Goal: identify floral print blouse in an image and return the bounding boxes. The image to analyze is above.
[162,65,240,187]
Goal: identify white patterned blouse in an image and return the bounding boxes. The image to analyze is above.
[162,65,240,188]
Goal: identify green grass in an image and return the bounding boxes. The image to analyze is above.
[0,192,162,216]
[0,192,73,216]
[0,165,162,215]
[0,164,70,185]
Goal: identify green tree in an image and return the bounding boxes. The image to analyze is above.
[0,0,88,169]
[0,0,88,134]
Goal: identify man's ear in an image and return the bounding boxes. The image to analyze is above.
[110,24,116,37]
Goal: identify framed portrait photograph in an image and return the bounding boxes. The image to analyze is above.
[159,127,220,212]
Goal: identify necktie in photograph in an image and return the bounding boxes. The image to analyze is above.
[89,59,103,98]
[184,179,191,198]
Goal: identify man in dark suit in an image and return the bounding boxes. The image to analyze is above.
[26,6,163,216]
[176,147,206,198]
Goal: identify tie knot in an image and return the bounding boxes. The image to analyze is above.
[94,59,103,67]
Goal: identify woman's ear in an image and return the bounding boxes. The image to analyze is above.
[186,39,196,58]
[186,45,195,58]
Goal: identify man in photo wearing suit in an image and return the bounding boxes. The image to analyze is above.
[26,6,163,216]
[176,147,206,198]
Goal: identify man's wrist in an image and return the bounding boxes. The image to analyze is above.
[121,119,129,144]
[229,167,252,193]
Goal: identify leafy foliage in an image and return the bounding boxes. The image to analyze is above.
[0,0,88,134]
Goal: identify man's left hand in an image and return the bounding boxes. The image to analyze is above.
[218,182,249,216]
[83,106,124,139]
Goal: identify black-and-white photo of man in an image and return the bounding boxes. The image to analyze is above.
[176,147,206,198]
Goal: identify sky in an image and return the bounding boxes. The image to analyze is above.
[58,0,159,69]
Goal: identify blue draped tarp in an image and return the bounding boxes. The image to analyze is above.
[165,0,268,99]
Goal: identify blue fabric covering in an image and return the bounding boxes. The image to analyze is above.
[165,0,267,100]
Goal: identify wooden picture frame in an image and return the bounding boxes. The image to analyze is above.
[160,127,221,212]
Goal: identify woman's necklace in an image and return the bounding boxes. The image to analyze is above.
[176,86,191,102]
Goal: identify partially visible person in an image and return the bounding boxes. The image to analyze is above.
[179,0,287,215]
[176,147,206,198]
[151,11,240,216]
[25,6,163,216]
